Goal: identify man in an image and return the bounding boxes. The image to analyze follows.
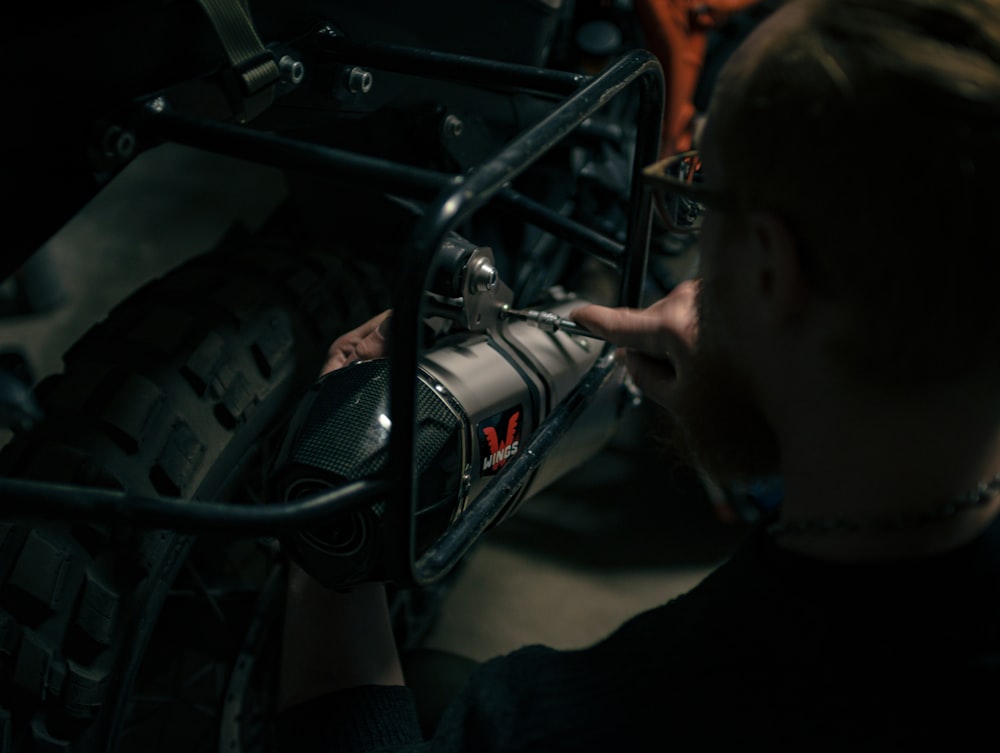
[278,0,1000,749]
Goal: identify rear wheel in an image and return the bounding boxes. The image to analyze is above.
[0,234,390,752]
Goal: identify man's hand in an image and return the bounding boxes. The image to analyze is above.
[570,280,700,411]
[278,310,404,712]
[322,309,392,375]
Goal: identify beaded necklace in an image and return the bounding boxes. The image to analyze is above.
[766,472,1000,537]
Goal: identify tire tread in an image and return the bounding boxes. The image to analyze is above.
[0,237,390,751]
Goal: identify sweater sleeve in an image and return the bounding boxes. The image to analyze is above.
[276,685,425,753]
[275,643,624,753]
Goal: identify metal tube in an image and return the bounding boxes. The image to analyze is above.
[495,187,623,268]
[134,105,459,199]
[415,353,620,580]
[0,476,390,534]
[620,72,664,305]
[385,49,664,588]
[317,31,588,96]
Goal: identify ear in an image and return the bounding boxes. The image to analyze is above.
[744,210,810,325]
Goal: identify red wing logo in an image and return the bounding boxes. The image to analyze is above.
[478,406,523,476]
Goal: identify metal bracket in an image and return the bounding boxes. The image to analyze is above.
[459,246,513,333]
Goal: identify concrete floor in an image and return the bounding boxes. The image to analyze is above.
[0,144,748,665]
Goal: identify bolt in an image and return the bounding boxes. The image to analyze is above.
[101,126,135,160]
[278,55,305,85]
[347,67,373,94]
[442,114,464,138]
[114,131,135,159]
[471,262,498,292]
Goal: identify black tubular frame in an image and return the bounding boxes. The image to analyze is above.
[385,49,664,587]
[316,29,590,96]
[0,38,664,588]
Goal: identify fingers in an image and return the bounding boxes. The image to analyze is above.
[572,304,672,354]
[322,309,392,375]
[571,280,702,410]
[572,280,699,355]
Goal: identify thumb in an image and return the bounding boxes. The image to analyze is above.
[353,314,392,361]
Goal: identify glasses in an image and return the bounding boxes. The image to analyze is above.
[641,150,739,235]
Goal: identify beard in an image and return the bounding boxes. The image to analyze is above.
[657,275,781,488]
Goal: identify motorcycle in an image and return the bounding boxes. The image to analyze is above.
[0,1,683,751]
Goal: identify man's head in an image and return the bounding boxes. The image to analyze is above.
[650,0,1000,486]
[702,0,1000,389]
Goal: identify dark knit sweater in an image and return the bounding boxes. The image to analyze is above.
[278,515,1000,751]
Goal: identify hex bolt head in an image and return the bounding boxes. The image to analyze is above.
[279,55,305,85]
[442,114,464,138]
[471,263,498,292]
[102,126,136,160]
[114,130,136,159]
[347,67,373,94]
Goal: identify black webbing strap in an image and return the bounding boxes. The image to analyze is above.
[196,0,279,122]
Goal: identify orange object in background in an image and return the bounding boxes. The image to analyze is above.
[635,0,764,156]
